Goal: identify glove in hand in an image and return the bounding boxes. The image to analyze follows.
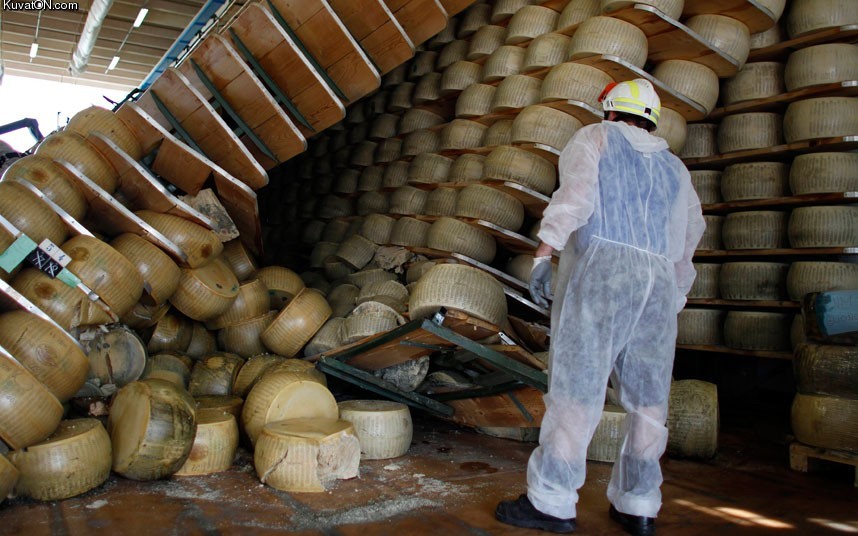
[529,257,553,308]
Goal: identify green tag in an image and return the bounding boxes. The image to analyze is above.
[56,268,81,288]
[0,235,36,274]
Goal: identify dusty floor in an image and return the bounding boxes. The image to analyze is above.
[1,416,856,536]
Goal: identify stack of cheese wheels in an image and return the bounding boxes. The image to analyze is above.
[136,211,223,268]
[1,155,88,220]
[188,353,245,397]
[424,188,458,217]
[261,288,332,358]
[680,123,719,159]
[456,83,498,117]
[0,454,18,506]
[483,146,557,195]
[789,153,858,195]
[427,217,497,264]
[784,44,858,91]
[111,233,181,306]
[141,352,193,389]
[483,47,524,83]
[467,25,507,60]
[722,211,788,249]
[174,409,239,476]
[652,60,720,115]
[786,0,858,38]
[522,33,570,73]
[304,318,346,357]
[667,380,719,459]
[0,180,68,246]
[677,308,724,345]
[66,105,142,159]
[720,162,789,201]
[685,14,751,70]
[217,310,276,358]
[231,353,285,397]
[35,131,118,193]
[455,184,525,232]
[540,62,613,109]
[788,206,858,248]
[338,400,413,459]
[147,312,192,352]
[256,266,305,310]
[9,418,112,500]
[724,311,792,351]
[409,263,507,327]
[698,215,724,250]
[786,261,858,301]
[719,262,788,301]
[221,239,257,281]
[717,112,783,153]
[327,283,360,318]
[794,343,858,399]
[242,367,338,445]
[108,379,197,480]
[587,405,626,463]
[791,394,858,452]
[336,234,378,270]
[207,279,269,330]
[84,324,148,389]
[783,97,858,143]
[11,268,112,329]
[689,263,720,299]
[511,105,583,151]
[690,170,722,204]
[568,16,648,68]
[722,62,785,106]
[254,419,360,492]
[0,345,64,449]
[170,258,240,321]
[0,310,88,402]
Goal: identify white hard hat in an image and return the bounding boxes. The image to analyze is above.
[598,79,661,128]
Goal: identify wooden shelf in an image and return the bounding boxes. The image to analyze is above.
[683,135,858,169]
[408,179,550,217]
[571,54,707,120]
[703,192,858,214]
[542,99,604,126]
[605,4,741,77]
[408,246,526,291]
[686,298,800,309]
[749,24,858,62]
[407,215,539,255]
[680,0,778,34]
[676,344,793,360]
[708,81,858,120]
[695,247,858,258]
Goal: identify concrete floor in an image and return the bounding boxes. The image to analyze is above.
[1,417,856,535]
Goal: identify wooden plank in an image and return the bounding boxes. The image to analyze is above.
[115,103,213,194]
[268,0,381,103]
[446,386,546,429]
[543,99,605,126]
[694,247,858,258]
[56,161,189,264]
[211,168,264,256]
[87,133,216,230]
[488,345,547,371]
[790,442,858,487]
[606,4,740,77]
[230,4,347,133]
[675,344,793,360]
[683,136,858,170]
[708,81,858,120]
[139,68,269,190]
[383,0,448,47]
[702,192,858,213]
[572,54,707,120]
[686,298,800,309]
[681,0,777,33]
[177,34,307,165]
[749,24,858,62]
[328,0,415,74]
[437,0,478,16]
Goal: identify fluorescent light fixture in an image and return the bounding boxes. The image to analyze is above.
[133,8,149,27]
[29,42,39,59]
[107,55,121,71]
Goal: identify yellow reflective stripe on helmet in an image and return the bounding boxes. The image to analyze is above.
[626,80,640,100]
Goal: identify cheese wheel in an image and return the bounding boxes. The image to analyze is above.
[437,40,469,70]
[722,211,788,250]
[427,217,497,264]
[328,283,360,318]
[11,268,112,330]
[410,51,438,81]
[390,216,431,247]
[375,138,402,164]
[794,343,858,398]
[63,235,144,318]
[718,262,789,301]
[108,379,197,480]
[428,19,456,48]
[467,25,507,60]
[522,33,570,72]
[485,120,514,147]
[667,380,719,459]
[357,281,409,311]
[35,131,118,193]
[685,14,751,70]
[490,0,534,24]
[242,369,338,446]
[318,195,354,219]
[722,62,785,106]
[347,268,397,289]
[652,60,720,114]
[440,120,487,151]
[369,113,399,141]
[720,162,789,202]
[84,324,147,389]
[492,75,542,112]
[783,97,858,143]
[67,105,142,159]
[689,263,720,299]
[0,350,64,450]
[111,233,181,306]
[350,141,378,167]
[698,215,724,251]
[456,84,498,118]
[483,146,557,194]
[402,129,441,157]
[333,169,359,194]
[724,311,792,351]
[342,306,401,344]
[174,410,238,476]
[789,152,858,195]
[206,279,269,329]
[786,0,858,38]
[388,82,415,112]
[195,395,243,421]
[791,313,807,349]
[1,154,88,220]
[459,2,492,37]
[231,353,285,397]
[310,242,339,270]
[9,418,111,500]
[221,239,257,281]
[355,192,390,217]
[301,271,331,296]
[558,0,600,29]
[360,214,396,245]
[0,181,67,247]
[336,234,378,270]
[690,171,722,205]
[338,400,413,459]
[455,184,525,231]
[148,311,193,353]
[587,405,625,463]
[406,260,438,284]
[217,311,275,358]
[679,123,718,159]
[357,165,384,191]
[569,16,648,68]
[305,317,345,356]
[409,263,507,327]
[256,266,305,310]
[717,113,783,153]
[677,308,724,345]
[135,210,223,269]
[785,44,858,92]
[511,105,583,151]
[505,6,558,45]
[750,23,784,50]
[0,454,18,506]
[390,186,429,215]
[425,188,459,217]
[653,107,687,155]
[540,62,613,109]
[786,261,858,301]
[398,108,445,136]
[791,393,858,452]
[440,61,483,94]
[171,258,240,321]
[449,154,486,182]
[141,352,192,388]
[188,353,245,397]
[788,206,858,248]
[254,418,360,492]
[261,288,332,358]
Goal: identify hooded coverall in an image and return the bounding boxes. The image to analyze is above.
[527,120,706,520]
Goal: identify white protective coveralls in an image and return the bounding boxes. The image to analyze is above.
[527,120,706,520]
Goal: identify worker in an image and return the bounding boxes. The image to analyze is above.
[495,79,706,535]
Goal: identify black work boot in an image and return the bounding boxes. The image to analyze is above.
[609,504,655,536]
[495,494,576,533]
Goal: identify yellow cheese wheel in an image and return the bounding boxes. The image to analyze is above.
[64,235,144,318]
[261,288,332,358]
[0,349,64,450]
[667,380,719,459]
[1,154,88,220]
[135,210,223,269]
[338,400,413,460]
[170,258,240,321]
[111,233,181,306]
[722,62,786,106]
[791,393,858,451]
[188,352,245,397]
[217,311,275,358]
[66,106,142,160]
[174,410,238,476]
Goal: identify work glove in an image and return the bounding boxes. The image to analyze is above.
[529,256,553,308]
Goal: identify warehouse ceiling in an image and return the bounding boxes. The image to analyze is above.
[0,0,247,92]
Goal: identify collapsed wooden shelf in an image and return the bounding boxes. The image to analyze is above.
[702,192,858,214]
[708,81,858,120]
[682,136,858,169]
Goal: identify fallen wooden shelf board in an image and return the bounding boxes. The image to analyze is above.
[682,136,858,169]
[383,0,448,47]
[211,168,264,257]
[605,4,741,77]
[88,133,216,230]
[437,0,478,16]
[680,0,777,33]
[686,298,800,309]
[56,161,189,264]
[676,344,793,360]
[708,81,858,120]
[138,68,269,190]
[572,54,707,121]
[749,24,858,62]
[268,0,381,104]
[328,0,415,74]
[445,386,545,429]
[702,192,858,214]
[542,99,605,126]
[177,33,307,168]
[407,178,549,218]
[230,4,346,134]
[695,247,858,258]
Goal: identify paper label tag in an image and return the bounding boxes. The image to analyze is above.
[38,239,71,267]
[27,248,65,278]
[0,235,36,274]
